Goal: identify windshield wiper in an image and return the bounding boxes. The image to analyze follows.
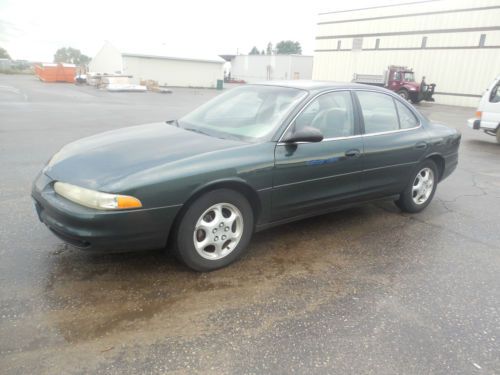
[183,127,212,137]
[166,121,214,138]
[165,119,180,127]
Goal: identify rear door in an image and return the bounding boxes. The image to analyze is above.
[354,90,428,197]
[272,91,364,220]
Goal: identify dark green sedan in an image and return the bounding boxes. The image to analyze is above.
[32,81,461,271]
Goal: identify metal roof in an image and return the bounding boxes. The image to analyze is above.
[121,51,225,64]
[94,42,226,64]
[318,0,438,15]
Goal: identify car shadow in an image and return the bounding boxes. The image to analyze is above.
[41,203,404,344]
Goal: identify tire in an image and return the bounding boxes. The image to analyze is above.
[174,189,254,271]
[397,89,409,101]
[496,128,500,144]
[396,159,438,213]
[411,98,421,104]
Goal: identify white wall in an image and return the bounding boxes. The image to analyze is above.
[231,55,313,83]
[123,56,224,88]
[88,42,123,74]
[313,0,500,107]
[290,56,314,80]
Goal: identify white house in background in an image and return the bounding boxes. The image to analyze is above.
[88,42,123,75]
[228,54,313,83]
[89,42,225,88]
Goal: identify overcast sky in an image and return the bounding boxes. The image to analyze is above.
[1,0,416,61]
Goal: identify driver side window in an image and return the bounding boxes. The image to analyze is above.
[293,91,355,139]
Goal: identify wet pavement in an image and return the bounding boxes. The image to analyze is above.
[0,75,499,374]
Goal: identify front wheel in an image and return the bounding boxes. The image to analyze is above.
[397,89,409,101]
[396,160,438,213]
[174,189,254,271]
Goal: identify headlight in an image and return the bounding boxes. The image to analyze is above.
[54,182,142,210]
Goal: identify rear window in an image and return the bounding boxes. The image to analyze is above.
[357,91,399,134]
[357,91,420,133]
[395,101,419,129]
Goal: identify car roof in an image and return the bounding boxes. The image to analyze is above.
[250,80,389,93]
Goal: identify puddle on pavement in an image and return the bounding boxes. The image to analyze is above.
[37,205,408,345]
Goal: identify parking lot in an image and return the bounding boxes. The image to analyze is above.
[0,74,499,374]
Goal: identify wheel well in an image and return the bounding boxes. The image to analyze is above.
[166,181,262,248]
[427,155,445,181]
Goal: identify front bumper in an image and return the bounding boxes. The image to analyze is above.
[467,118,497,132]
[32,172,182,252]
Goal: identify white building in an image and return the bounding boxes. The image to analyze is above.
[313,0,500,107]
[89,42,225,88]
[229,54,313,83]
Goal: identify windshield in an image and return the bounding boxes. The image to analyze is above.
[179,85,307,142]
[403,72,415,82]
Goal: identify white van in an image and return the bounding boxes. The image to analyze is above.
[468,76,500,143]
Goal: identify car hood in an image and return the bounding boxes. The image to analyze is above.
[44,122,244,189]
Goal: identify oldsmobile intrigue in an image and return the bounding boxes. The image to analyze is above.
[32,81,461,271]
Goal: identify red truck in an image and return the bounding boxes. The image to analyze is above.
[352,65,435,104]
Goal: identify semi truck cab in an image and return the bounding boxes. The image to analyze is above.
[353,65,435,104]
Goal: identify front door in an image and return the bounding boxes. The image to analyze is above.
[272,91,364,220]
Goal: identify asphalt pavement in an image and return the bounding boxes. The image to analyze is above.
[0,74,499,374]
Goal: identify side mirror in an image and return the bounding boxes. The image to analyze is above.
[284,126,324,143]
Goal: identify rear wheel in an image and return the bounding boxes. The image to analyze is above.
[174,189,254,271]
[396,160,438,213]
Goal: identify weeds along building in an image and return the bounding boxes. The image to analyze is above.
[89,42,225,88]
[313,0,500,107]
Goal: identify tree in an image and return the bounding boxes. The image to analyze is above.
[249,46,260,55]
[266,42,273,55]
[261,50,265,55]
[0,47,11,59]
[54,47,90,65]
[275,40,302,55]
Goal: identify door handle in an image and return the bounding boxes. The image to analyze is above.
[415,141,428,150]
[345,149,361,158]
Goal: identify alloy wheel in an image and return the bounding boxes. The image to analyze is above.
[412,167,434,205]
[193,203,244,260]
